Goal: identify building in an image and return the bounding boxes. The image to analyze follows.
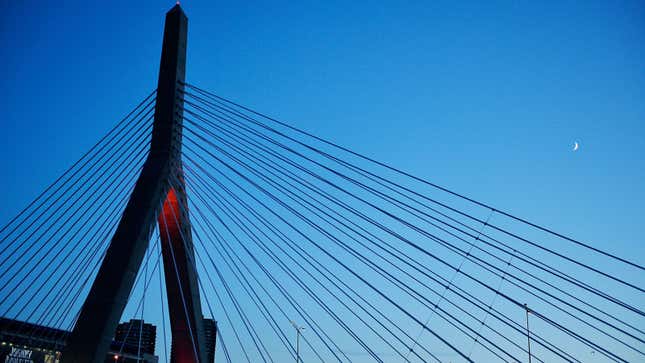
[0,317,65,363]
[202,318,217,363]
[0,317,158,363]
[109,319,158,363]
[113,319,157,355]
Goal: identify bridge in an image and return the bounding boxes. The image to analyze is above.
[0,4,643,363]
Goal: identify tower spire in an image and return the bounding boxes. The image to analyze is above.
[62,5,208,362]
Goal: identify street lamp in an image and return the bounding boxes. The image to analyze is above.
[524,304,532,363]
[290,320,306,363]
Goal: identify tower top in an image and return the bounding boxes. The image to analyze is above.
[168,3,185,15]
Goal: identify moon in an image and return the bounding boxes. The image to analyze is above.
[573,141,579,151]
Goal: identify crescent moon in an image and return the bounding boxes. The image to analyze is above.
[573,141,579,151]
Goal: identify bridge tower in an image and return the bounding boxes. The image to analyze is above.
[62,5,209,362]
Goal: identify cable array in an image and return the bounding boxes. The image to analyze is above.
[173,82,644,362]
[0,91,156,341]
[1,83,643,363]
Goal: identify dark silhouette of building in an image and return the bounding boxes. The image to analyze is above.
[113,319,156,356]
[0,317,65,363]
[203,318,217,363]
[0,317,159,363]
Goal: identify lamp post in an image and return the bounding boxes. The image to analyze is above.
[524,304,532,363]
[290,320,306,363]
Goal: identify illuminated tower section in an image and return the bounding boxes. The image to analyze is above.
[159,185,208,363]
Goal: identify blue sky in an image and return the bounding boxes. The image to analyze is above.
[0,1,643,362]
